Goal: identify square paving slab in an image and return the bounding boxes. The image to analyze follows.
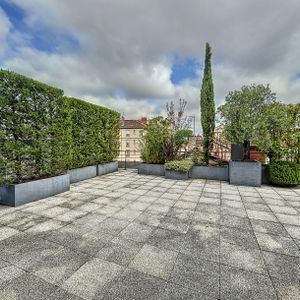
[0,169,299,299]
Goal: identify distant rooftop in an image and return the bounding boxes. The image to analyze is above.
[120,117,147,129]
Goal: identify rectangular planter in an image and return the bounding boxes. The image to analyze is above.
[0,174,70,207]
[68,165,98,184]
[191,165,229,181]
[138,163,165,176]
[165,170,189,180]
[97,161,118,176]
[229,160,262,187]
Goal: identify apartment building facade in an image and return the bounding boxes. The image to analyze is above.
[118,117,147,162]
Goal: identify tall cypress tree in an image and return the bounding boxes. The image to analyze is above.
[200,43,215,164]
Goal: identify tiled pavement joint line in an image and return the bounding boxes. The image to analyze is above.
[244,188,280,300]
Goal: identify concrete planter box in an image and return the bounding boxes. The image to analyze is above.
[191,165,229,181]
[229,160,262,187]
[68,165,98,184]
[138,163,165,176]
[165,170,189,180]
[97,161,118,176]
[0,174,70,207]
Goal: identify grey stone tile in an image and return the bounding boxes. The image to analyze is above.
[55,209,88,222]
[119,222,154,242]
[0,226,20,241]
[156,282,215,300]
[147,227,186,252]
[112,208,142,221]
[0,273,82,300]
[221,226,259,249]
[220,241,267,275]
[189,222,220,241]
[262,251,300,281]
[221,214,252,231]
[255,232,300,257]
[30,247,90,285]
[96,237,142,266]
[276,214,300,226]
[199,196,221,206]
[182,231,220,263]
[247,210,277,222]
[95,217,130,235]
[284,224,300,239]
[62,258,124,300]
[250,219,289,237]
[221,206,248,217]
[101,269,164,300]
[270,205,299,215]
[129,244,178,280]
[169,253,220,299]
[193,211,220,225]
[0,265,25,286]
[159,216,190,234]
[272,277,300,300]
[134,211,162,227]
[196,203,220,214]
[38,206,71,218]
[173,200,197,210]
[220,265,277,300]
[222,199,244,209]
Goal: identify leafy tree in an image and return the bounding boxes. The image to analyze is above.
[141,100,193,163]
[200,42,215,164]
[256,103,300,163]
[218,84,276,160]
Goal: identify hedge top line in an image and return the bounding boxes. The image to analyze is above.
[0,69,119,115]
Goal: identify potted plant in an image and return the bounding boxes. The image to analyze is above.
[218,84,277,187]
[165,159,194,180]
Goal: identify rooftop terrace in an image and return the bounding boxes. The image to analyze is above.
[0,170,299,299]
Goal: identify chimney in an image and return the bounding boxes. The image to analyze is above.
[139,117,147,125]
[121,114,125,127]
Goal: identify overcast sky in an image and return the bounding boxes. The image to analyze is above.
[1,0,300,133]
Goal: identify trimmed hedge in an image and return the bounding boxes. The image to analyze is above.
[0,70,71,185]
[165,159,194,173]
[0,70,120,185]
[269,161,300,186]
[66,97,120,169]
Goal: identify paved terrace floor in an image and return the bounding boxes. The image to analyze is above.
[0,170,300,300]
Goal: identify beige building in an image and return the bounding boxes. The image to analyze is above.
[118,117,147,162]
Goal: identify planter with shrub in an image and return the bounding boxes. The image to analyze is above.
[269,161,300,186]
[0,70,120,206]
[165,159,193,180]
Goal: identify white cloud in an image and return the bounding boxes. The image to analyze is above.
[2,0,300,133]
[0,7,11,55]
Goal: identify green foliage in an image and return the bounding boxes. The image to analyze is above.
[191,148,206,165]
[0,70,120,185]
[165,159,194,173]
[141,117,169,164]
[200,43,215,164]
[269,161,300,186]
[256,103,300,163]
[65,97,120,169]
[0,70,71,185]
[218,84,276,144]
[141,116,193,164]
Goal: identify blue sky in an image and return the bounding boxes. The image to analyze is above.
[0,0,299,131]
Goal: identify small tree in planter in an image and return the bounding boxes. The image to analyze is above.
[218,84,276,160]
[218,84,276,186]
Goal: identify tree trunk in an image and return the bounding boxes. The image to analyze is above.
[243,140,250,160]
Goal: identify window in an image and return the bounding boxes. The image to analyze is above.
[126,150,130,157]
[139,130,143,137]
[133,130,136,135]
[126,130,130,137]
[126,141,130,148]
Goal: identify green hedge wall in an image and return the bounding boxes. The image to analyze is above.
[66,97,120,169]
[0,70,120,185]
[269,161,300,186]
[0,70,72,185]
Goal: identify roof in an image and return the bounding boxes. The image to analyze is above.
[121,119,146,129]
